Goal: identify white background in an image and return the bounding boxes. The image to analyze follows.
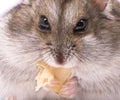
[0,0,22,16]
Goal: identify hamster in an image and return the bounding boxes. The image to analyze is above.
[0,0,120,100]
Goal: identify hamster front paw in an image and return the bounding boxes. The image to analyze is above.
[59,77,78,99]
[45,77,78,99]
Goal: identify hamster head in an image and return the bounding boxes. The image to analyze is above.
[4,0,120,69]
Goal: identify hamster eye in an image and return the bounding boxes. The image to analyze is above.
[38,15,51,30]
[73,19,88,34]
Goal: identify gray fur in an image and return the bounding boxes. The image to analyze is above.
[0,0,120,100]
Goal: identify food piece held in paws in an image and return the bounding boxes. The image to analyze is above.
[35,61,71,94]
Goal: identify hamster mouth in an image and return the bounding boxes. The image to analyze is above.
[35,61,72,94]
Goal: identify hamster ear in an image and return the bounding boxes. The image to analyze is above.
[91,0,109,11]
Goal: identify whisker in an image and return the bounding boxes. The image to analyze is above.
[42,52,52,62]
[71,52,86,63]
[41,50,52,56]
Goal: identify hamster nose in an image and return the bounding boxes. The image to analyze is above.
[56,51,64,65]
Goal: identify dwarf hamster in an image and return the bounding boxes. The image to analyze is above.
[0,0,120,100]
